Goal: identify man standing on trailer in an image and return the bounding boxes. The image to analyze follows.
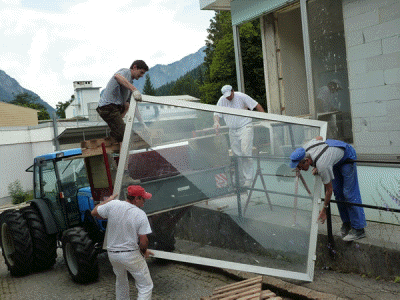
[97,60,149,145]
[213,85,265,187]
[91,185,154,300]
[289,136,366,241]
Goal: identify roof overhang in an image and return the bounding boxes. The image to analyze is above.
[199,0,232,11]
[200,0,297,26]
[57,125,110,145]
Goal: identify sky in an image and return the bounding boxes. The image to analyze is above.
[0,0,215,108]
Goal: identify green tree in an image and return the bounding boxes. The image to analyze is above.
[170,75,201,98]
[201,11,236,105]
[11,92,50,120]
[56,95,74,118]
[154,65,205,98]
[143,74,157,96]
[200,11,266,109]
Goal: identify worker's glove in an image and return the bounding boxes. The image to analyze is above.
[213,122,220,129]
[133,89,142,102]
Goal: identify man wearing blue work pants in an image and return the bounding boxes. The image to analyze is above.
[290,136,366,241]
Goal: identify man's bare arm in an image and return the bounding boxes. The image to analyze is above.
[114,73,136,91]
[255,103,265,113]
[91,193,118,219]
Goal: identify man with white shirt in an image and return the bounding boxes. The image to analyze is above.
[213,85,265,187]
[91,185,153,300]
[290,137,366,241]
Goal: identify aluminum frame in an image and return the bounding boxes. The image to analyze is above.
[114,95,327,282]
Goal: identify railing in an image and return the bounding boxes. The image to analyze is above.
[325,159,400,258]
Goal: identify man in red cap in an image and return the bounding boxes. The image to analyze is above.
[91,185,153,300]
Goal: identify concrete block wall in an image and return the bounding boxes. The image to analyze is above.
[343,0,400,155]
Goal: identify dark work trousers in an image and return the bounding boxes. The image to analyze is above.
[96,104,126,142]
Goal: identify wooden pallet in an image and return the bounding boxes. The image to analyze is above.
[201,276,282,300]
[80,137,120,157]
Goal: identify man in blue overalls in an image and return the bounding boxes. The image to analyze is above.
[290,136,366,241]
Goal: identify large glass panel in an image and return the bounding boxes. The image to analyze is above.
[116,99,324,281]
[307,0,353,143]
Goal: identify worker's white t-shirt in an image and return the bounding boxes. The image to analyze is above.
[214,92,258,129]
[303,139,344,184]
[97,200,152,252]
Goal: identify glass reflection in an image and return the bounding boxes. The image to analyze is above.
[307,0,353,143]
[119,101,321,277]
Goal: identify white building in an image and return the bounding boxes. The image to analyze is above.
[199,0,400,161]
[65,81,101,119]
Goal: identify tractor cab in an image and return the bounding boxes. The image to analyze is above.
[27,148,91,231]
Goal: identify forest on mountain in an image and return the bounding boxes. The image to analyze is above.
[147,11,266,110]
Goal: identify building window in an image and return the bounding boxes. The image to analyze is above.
[307,0,352,143]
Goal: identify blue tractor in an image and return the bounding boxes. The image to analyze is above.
[0,148,108,283]
[0,134,235,283]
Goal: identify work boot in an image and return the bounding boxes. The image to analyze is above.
[340,222,351,238]
[342,228,366,242]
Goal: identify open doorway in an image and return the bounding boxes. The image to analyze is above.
[275,4,309,117]
[262,0,353,142]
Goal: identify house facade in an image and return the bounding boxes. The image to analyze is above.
[0,102,38,127]
[65,81,101,119]
[200,0,400,160]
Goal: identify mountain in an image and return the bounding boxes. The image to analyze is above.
[134,46,206,92]
[0,70,55,113]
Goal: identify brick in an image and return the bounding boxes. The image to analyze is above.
[344,11,379,32]
[355,144,394,154]
[388,131,400,146]
[384,67,400,84]
[363,18,400,42]
[345,29,365,47]
[349,70,385,89]
[369,115,400,131]
[352,101,386,118]
[352,117,370,132]
[354,130,390,146]
[343,0,396,19]
[382,35,400,54]
[347,40,382,60]
[386,98,400,117]
[366,51,400,71]
[350,84,400,102]
[378,1,400,23]
[348,59,367,74]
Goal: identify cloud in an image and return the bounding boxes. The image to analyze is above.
[0,0,215,108]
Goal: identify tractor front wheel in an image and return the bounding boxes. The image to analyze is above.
[62,227,99,283]
[0,209,33,276]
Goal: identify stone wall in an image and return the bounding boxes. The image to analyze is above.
[343,0,400,155]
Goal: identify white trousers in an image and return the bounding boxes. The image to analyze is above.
[229,124,254,184]
[108,250,153,300]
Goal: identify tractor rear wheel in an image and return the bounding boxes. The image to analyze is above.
[0,209,33,276]
[62,227,99,283]
[21,206,57,271]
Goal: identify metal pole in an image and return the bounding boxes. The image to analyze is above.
[233,155,242,219]
[52,112,60,151]
[326,205,335,258]
[232,24,245,93]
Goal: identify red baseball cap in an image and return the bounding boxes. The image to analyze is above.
[127,185,152,199]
